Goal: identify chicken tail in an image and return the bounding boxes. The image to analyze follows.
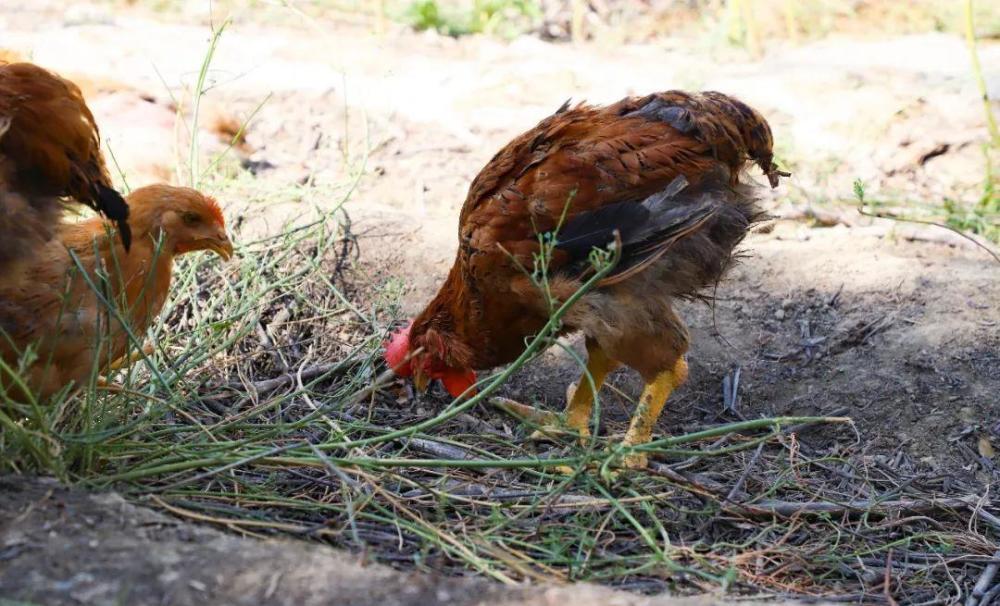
[556,170,762,292]
[93,182,132,251]
[618,90,789,188]
[697,91,789,188]
[1,61,133,252]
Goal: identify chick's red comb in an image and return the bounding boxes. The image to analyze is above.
[204,195,225,227]
[384,323,413,376]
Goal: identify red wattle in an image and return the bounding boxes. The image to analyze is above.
[441,369,477,398]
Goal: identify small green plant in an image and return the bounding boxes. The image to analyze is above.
[724,0,760,55]
[471,0,541,37]
[961,0,1000,243]
[944,194,998,242]
[404,0,453,34]
[403,0,540,38]
[854,178,999,260]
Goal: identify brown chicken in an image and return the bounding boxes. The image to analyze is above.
[0,184,232,402]
[0,61,132,279]
[385,90,784,468]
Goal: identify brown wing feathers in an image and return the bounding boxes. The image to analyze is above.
[461,91,780,284]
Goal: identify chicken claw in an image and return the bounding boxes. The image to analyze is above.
[487,396,579,440]
[490,397,560,426]
[95,376,123,393]
[95,344,156,392]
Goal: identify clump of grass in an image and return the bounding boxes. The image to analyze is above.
[14,268,992,600]
[10,188,992,598]
[853,179,999,261]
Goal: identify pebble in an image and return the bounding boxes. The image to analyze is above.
[775,309,786,320]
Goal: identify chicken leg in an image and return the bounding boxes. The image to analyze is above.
[96,343,155,391]
[620,356,688,469]
[494,347,688,471]
[551,339,618,439]
[105,343,155,372]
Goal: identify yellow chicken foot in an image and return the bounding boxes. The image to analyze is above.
[106,343,155,372]
[95,376,122,392]
[619,357,689,469]
[491,397,562,426]
[492,340,618,443]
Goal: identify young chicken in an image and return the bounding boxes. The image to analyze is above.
[0,185,232,402]
[385,90,784,468]
[1,61,131,283]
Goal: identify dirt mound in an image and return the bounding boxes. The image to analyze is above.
[0,476,813,606]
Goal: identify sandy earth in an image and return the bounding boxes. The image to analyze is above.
[1,2,998,603]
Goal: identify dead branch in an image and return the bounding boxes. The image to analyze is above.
[966,548,1000,606]
[726,495,986,518]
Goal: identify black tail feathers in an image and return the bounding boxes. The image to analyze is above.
[94,182,131,251]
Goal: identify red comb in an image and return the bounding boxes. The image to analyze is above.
[204,195,225,227]
[384,323,413,376]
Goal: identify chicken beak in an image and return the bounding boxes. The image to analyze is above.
[207,236,234,261]
[412,367,430,393]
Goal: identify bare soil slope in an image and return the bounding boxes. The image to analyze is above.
[0,476,815,606]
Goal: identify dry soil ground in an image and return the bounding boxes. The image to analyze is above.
[0,475,815,606]
[1,2,998,604]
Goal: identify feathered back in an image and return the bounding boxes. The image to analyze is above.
[0,62,130,252]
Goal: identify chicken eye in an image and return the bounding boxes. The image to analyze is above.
[182,212,201,225]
